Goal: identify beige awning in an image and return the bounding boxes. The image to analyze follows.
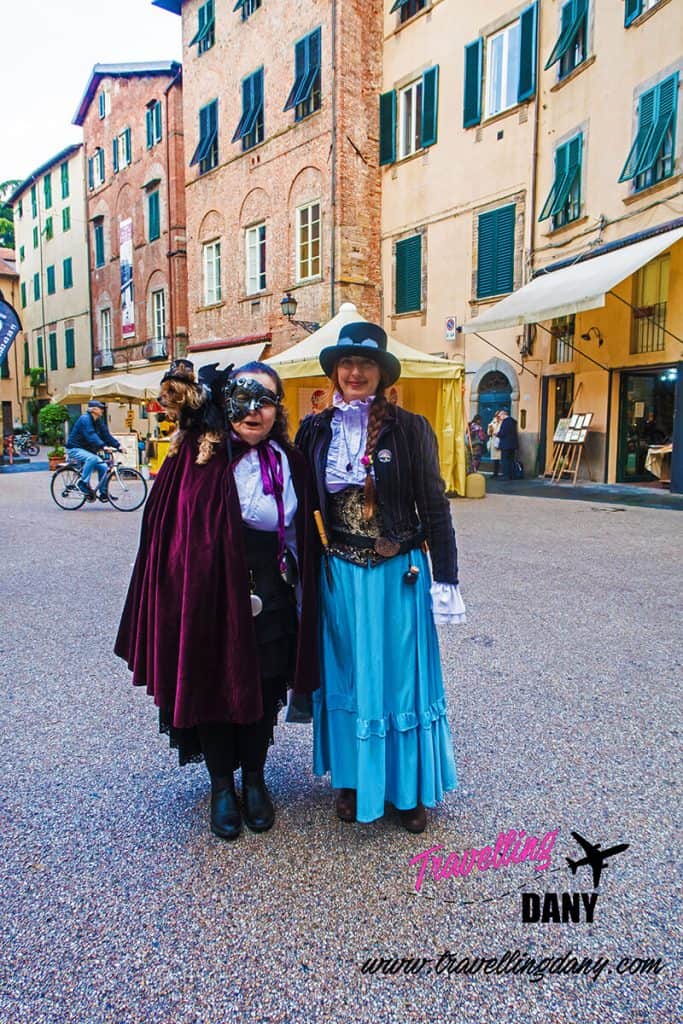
[462,225,683,333]
[52,342,265,404]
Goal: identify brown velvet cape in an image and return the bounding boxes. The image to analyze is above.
[114,432,319,727]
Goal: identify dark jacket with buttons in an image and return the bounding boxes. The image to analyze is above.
[295,403,458,584]
[67,412,120,454]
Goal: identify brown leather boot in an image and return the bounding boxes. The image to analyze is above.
[335,788,356,822]
[399,803,427,834]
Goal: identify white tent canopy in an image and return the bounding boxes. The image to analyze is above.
[52,342,266,404]
[267,301,461,379]
[461,225,683,333]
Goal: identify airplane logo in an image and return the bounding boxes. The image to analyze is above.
[566,831,629,888]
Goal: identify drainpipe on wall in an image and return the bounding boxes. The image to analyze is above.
[164,72,179,362]
[527,11,541,281]
[329,0,337,319]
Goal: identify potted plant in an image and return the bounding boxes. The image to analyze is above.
[38,403,70,451]
[47,445,66,470]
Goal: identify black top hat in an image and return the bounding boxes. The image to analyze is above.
[319,322,401,385]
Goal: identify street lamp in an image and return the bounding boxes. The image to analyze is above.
[280,291,320,335]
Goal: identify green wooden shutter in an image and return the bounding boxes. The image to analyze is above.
[395,234,422,313]
[61,162,69,198]
[62,207,71,232]
[518,2,538,103]
[87,157,94,190]
[33,273,40,301]
[49,332,58,371]
[65,328,75,369]
[23,340,29,373]
[146,108,154,148]
[94,224,105,267]
[124,128,131,164]
[284,37,307,110]
[0,357,9,380]
[98,149,105,181]
[37,336,44,370]
[478,205,515,298]
[21,283,26,308]
[63,258,73,289]
[113,137,119,173]
[44,174,52,209]
[421,66,439,148]
[545,0,587,70]
[619,86,656,181]
[624,0,642,27]
[154,101,162,141]
[463,39,483,128]
[149,191,160,241]
[635,73,678,177]
[46,266,55,295]
[379,90,396,166]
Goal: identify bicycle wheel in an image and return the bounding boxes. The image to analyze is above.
[50,467,86,510]
[107,467,148,511]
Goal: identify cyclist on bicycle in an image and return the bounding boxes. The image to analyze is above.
[66,400,122,501]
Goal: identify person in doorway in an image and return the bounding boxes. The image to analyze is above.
[295,321,464,833]
[487,411,503,477]
[496,410,519,480]
[468,414,487,472]
[66,400,121,501]
[115,360,319,840]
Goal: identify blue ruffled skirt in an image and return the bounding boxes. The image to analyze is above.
[313,548,458,822]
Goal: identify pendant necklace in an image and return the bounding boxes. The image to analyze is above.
[339,413,365,473]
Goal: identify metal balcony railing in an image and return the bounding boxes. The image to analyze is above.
[632,301,667,354]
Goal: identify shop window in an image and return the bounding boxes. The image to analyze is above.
[631,253,669,353]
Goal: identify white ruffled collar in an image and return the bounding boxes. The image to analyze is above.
[332,391,375,413]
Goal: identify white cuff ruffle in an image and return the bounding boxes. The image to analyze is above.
[430,582,467,625]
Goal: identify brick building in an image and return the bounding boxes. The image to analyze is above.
[153,0,382,357]
[73,62,188,397]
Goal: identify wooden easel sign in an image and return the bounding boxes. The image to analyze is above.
[550,413,593,484]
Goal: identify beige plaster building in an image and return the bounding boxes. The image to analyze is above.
[380,0,543,470]
[461,0,682,484]
[153,0,383,360]
[9,145,92,427]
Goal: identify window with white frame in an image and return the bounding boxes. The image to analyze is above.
[152,289,166,341]
[100,308,112,351]
[486,19,521,118]
[398,79,423,159]
[245,222,266,295]
[296,201,321,282]
[203,240,222,305]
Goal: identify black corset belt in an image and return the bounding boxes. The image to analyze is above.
[329,527,425,559]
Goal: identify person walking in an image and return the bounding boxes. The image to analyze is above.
[496,410,519,480]
[295,321,464,833]
[115,360,319,840]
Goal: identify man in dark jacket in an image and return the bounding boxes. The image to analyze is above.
[496,410,519,480]
[66,400,121,500]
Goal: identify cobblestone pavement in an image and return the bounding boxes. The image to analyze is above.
[1,471,680,1024]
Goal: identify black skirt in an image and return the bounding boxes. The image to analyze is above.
[159,526,298,766]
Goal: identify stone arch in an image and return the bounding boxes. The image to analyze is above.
[239,187,271,227]
[287,165,323,209]
[198,209,225,242]
[470,357,519,421]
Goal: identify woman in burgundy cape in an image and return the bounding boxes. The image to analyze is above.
[115,361,318,840]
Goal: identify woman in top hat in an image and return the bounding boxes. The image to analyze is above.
[115,360,318,840]
[295,322,464,832]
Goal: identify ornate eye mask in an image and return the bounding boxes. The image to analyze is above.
[224,376,281,421]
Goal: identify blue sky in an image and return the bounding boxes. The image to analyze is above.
[2,1,182,185]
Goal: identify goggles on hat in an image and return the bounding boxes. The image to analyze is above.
[224,377,281,422]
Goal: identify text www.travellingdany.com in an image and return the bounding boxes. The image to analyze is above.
[359,949,666,983]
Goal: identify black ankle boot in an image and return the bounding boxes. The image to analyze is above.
[242,769,274,832]
[210,784,242,840]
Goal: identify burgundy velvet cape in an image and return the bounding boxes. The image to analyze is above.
[114,432,319,727]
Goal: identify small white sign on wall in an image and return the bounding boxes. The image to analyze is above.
[445,317,457,341]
